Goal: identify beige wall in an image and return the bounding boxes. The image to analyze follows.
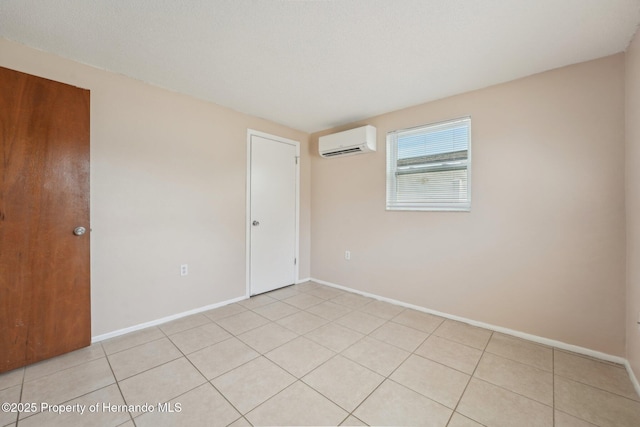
[627,29,640,376]
[0,38,311,336]
[311,54,626,355]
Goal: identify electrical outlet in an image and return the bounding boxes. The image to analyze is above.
[345,250,351,260]
[180,264,188,276]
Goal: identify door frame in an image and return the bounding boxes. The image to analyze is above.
[245,129,300,297]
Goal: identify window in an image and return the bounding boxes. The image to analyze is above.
[386,117,471,211]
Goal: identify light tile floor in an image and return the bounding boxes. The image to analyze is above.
[1,281,640,426]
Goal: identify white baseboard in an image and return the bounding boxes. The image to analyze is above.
[296,277,311,284]
[314,277,640,396]
[311,277,630,367]
[91,295,247,343]
[313,277,640,397]
[625,360,640,398]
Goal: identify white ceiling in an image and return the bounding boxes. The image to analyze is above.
[1,1,639,133]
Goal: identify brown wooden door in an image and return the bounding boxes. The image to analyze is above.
[0,66,90,373]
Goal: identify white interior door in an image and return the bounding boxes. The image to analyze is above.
[249,132,299,295]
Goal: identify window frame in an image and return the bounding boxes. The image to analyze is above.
[386,116,472,212]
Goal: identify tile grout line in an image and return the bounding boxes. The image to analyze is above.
[469,376,556,412]
[482,348,553,373]
[554,373,640,404]
[15,349,116,424]
[248,297,381,421]
[15,383,126,426]
[102,329,167,358]
[157,324,249,426]
[295,297,495,423]
[446,330,493,427]
[236,328,301,356]
[480,350,553,373]
[116,326,210,424]
[14,367,25,426]
[109,351,184,383]
[155,311,217,333]
[343,319,438,425]
[552,347,555,427]
[236,288,358,420]
[209,285,359,422]
[232,290,392,424]
[14,343,133,425]
[238,379,303,425]
[105,335,169,360]
[250,295,371,417]
[553,349,640,402]
[102,342,137,426]
[19,348,107,385]
[295,352,366,419]
[411,331,493,377]
[554,347,627,367]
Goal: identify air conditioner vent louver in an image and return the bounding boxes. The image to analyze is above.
[319,125,376,158]
[323,147,363,157]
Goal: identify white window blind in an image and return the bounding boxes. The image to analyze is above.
[386,117,471,211]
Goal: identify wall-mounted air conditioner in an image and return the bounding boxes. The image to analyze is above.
[318,125,377,158]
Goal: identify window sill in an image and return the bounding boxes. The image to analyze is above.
[386,205,471,212]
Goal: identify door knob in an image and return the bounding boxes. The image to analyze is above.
[73,226,86,236]
[252,221,260,226]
